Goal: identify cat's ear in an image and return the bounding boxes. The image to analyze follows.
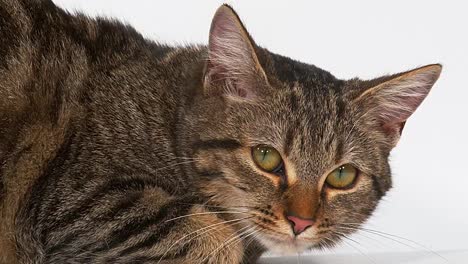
[203,4,268,100]
[353,64,442,147]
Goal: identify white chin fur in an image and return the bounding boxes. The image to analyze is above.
[255,234,313,255]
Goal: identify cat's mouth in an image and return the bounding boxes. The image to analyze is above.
[235,206,325,254]
[255,231,318,254]
[251,223,322,254]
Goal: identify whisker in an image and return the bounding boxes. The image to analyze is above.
[231,228,261,261]
[337,224,448,262]
[164,210,250,223]
[296,251,302,264]
[174,202,257,211]
[350,230,390,248]
[198,225,251,264]
[337,225,419,250]
[321,236,338,250]
[331,230,377,264]
[199,225,258,264]
[157,216,253,264]
[241,232,260,264]
[332,230,362,246]
[340,236,377,264]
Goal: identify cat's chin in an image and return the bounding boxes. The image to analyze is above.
[255,233,315,255]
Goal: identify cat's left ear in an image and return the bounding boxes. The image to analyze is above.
[203,4,268,100]
[353,64,442,147]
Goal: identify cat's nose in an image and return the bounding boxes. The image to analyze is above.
[286,215,315,235]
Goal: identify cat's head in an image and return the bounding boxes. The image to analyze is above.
[183,4,441,254]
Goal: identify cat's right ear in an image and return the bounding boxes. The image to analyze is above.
[352,64,442,147]
[203,4,268,101]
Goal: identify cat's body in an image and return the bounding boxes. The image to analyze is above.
[0,1,441,263]
[0,1,236,263]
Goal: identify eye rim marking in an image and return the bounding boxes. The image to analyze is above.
[251,145,285,176]
[325,164,360,190]
[247,145,297,188]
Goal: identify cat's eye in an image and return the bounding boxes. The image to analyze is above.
[252,145,284,174]
[326,164,358,189]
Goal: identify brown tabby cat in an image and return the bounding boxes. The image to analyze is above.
[0,0,441,263]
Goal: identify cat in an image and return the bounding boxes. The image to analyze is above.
[0,0,441,263]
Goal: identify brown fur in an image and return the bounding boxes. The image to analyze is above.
[0,1,441,263]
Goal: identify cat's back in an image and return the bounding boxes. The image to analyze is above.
[0,0,192,170]
[0,1,193,261]
[0,0,178,149]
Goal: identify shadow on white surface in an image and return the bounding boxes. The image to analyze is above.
[259,250,468,264]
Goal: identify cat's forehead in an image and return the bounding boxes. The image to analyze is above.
[233,53,354,176]
[239,86,343,178]
[281,91,340,169]
[266,52,343,96]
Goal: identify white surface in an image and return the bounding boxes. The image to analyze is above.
[54,0,468,258]
[260,250,468,264]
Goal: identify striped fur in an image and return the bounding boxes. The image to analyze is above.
[0,1,440,263]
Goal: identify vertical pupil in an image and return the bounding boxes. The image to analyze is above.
[262,149,267,161]
[339,166,345,179]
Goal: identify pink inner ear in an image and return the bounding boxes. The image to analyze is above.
[209,70,256,100]
[209,10,240,53]
[364,65,442,140]
[208,6,252,77]
[205,6,264,100]
[234,85,251,99]
[380,93,427,125]
[375,92,426,142]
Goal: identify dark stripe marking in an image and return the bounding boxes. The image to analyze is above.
[371,175,384,199]
[192,139,242,151]
[289,91,298,113]
[284,126,296,157]
[91,197,195,254]
[52,176,158,230]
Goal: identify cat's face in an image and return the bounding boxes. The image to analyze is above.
[190,87,390,253]
[184,5,441,254]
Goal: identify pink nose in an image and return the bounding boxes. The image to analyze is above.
[287,215,315,235]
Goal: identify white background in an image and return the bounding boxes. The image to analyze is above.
[54,0,468,260]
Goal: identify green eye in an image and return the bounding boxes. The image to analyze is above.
[326,164,358,189]
[252,145,283,173]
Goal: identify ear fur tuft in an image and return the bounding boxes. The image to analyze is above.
[204,5,268,100]
[354,64,442,146]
